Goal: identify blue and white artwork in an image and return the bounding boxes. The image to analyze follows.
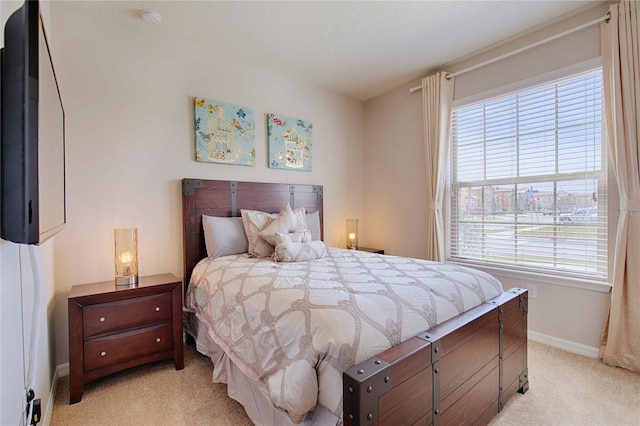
[195,98,255,166]
[267,113,312,171]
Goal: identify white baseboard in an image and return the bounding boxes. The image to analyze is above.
[42,364,69,426]
[528,330,599,359]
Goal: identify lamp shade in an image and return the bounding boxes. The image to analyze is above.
[115,228,138,286]
[346,219,358,249]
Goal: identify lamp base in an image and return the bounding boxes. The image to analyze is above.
[115,275,138,287]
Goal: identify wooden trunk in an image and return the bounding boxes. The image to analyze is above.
[343,288,528,426]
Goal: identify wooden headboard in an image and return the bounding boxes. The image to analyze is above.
[182,179,324,288]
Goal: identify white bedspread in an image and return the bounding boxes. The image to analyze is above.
[186,248,503,423]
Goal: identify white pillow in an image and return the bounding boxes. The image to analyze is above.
[240,210,277,258]
[305,210,321,241]
[274,230,312,245]
[274,240,327,262]
[202,215,248,258]
[259,203,308,246]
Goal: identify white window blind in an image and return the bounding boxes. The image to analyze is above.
[448,68,607,281]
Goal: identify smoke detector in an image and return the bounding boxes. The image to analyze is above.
[141,10,162,25]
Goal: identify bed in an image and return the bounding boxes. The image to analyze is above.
[182,178,529,425]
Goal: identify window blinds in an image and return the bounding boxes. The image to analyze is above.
[448,69,607,281]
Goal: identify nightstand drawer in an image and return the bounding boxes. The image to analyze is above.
[84,322,173,372]
[83,293,172,337]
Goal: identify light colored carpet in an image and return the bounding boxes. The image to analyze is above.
[489,342,640,426]
[51,345,251,426]
[51,341,640,426]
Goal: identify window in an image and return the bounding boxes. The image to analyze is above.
[447,69,607,281]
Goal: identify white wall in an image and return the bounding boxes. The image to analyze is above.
[1,3,58,425]
[364,3,613,352]
[0,239,28,426]
[49,2,365,366]
[1,242,57,426]
[363,83,427,258]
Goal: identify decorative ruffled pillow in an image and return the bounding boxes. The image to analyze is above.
[240,210,277,258]
[259,203,307,246]
[241,204,307,258]
[274,240,327,262]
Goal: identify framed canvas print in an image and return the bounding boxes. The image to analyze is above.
[267,113,312,171]
[195,98,255,166]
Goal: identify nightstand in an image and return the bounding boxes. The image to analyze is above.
[68,273,184,404]
[357,247,384,254]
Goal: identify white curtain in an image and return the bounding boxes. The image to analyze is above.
[422,73,455,262]
[600,0,640,373]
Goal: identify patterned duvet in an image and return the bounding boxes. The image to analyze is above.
[186,248,503,423]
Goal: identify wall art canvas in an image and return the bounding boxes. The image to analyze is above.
[267,113,313,171]
[194,97,255,166]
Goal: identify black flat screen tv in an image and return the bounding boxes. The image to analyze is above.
[1,0,66,245]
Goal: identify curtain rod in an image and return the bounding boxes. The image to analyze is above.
[409,11,610,93]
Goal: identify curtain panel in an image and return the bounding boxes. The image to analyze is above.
[600,0,640,373]
[422,73,455,262]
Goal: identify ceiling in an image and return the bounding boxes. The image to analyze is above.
[60,0,602,102]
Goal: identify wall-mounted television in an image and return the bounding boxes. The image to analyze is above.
[1,0,66,245]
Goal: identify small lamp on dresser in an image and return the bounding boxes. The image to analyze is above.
[114,228,138,286]
[346,219,358,249]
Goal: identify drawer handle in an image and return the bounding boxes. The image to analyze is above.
[100,317,106,322]
[155,307,160,312]
[100,351,106,357]
[156,337,161,343]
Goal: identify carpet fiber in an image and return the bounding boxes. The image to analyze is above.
[51,341,639,425]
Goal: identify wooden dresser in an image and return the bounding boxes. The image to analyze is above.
[356,247,384,254]
[68,273,184,404]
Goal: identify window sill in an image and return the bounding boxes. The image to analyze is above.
[447,260,613,294]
